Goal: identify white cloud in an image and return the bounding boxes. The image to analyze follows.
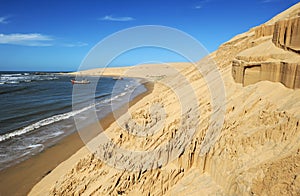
[0,16,9,24]
[61,42,88,47]
[99,15,134,22]
[0,33,53,46]
[193,0,213,9]
[0,33,88,47]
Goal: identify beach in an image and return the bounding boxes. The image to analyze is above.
[0,2,300,195]
[0,79,153,196]
[30,61,300,195]
[28,3,300,195]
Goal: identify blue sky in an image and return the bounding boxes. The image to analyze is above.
[0,0,299,71]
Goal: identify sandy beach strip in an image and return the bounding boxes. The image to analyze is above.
[0,80,153,196]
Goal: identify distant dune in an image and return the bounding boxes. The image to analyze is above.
[30,3,300,195]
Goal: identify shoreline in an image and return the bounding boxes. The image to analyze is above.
[0,80,153,196]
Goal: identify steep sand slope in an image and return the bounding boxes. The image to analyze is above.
[30,3,300,196]
[228,2,300,89]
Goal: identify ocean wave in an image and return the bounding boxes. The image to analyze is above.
[0,73,58,85]
[100,91,128,104]
[15,143,44,151]
[0,108,84,142]
[95,93,111,99]
[28,143,44,149]
[1,74,22,77]
[0,85,31,95]
[49,130,64,138]
[0,89,130,142]
[6,81,20,84]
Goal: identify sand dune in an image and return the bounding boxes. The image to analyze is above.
[30,3,300,195]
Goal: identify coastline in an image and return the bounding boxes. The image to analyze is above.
[1,2,300,195]
[0,80,153,196]
[30,63,300,194]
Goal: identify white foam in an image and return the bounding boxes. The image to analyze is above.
[0,73,58,85]
[49,130,64,137]
[0,106,89,142]
[28,143,44,149]
[6,81,19,84]
[0,83,134,142]
[1,74,22,77]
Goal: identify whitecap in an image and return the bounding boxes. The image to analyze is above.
[28,143,44,149]
[0,86,135,142]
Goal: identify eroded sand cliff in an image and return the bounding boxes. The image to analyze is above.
[231,3,300,89]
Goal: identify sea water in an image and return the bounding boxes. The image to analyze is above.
[0,72,146,170]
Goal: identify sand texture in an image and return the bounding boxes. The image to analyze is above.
[229,3,300,88]
[30,3,300,196]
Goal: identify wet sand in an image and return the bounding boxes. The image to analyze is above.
[0,81,153,196]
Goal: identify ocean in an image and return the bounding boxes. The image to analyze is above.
[0,71,146,171]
